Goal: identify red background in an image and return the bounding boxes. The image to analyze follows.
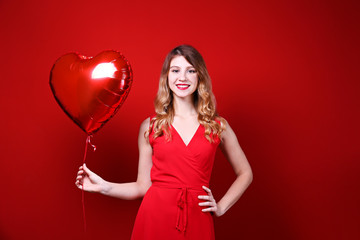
[0,0,359,239]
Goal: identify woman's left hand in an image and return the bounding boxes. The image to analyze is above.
[198,186,223,217]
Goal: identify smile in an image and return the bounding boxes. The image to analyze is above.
[176,84,190,90]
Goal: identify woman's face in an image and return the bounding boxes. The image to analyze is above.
[168,55,198,100]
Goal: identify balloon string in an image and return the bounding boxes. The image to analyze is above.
[87,136,97,151]
[82,135,96,233]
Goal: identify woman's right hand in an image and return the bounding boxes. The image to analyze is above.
[75,164,109,193]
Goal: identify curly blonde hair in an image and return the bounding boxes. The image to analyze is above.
[147,45,225,142]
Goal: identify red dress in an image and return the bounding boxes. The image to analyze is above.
[130,123,220,240]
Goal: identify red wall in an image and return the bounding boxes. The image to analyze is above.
[0,0,359,239]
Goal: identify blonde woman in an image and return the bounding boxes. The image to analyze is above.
[75,45,253,239]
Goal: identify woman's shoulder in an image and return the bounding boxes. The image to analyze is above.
[139,115,157,138]
[215,115,228,128]
[140,117,151,131]
[214,116,232,142]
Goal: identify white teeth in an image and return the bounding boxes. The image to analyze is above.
[176,84,190,90]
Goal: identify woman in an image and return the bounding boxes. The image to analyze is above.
[75,45,253,239]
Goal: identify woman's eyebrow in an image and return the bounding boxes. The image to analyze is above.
[169,65,194,69]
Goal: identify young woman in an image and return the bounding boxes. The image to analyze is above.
[75,45,253,239]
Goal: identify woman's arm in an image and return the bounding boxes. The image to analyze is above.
[199,119,253,216]
[75,118,153,200]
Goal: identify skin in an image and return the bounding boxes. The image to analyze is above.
[75,56,253,217]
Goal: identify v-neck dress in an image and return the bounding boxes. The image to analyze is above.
[130,123,220,240]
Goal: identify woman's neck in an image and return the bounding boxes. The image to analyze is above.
[173,95,197,118]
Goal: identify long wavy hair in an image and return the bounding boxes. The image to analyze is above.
[147,45,225,142]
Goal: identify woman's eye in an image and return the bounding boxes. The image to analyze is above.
[171,69,179,73]
[188,69,196,73]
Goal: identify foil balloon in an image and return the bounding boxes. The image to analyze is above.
[50,50,133,135]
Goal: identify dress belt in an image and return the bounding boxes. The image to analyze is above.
[176,187,188,232]
[151,183,206,233]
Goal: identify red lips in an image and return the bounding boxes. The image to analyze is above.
[176,84,190,90]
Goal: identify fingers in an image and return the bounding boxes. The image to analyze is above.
[75,169,85,181]
[198,186,217,213]
[82,163,94,176]
[75,180,83,189]
[202,186,214,198]
[75,164,90,181]
[202,185,212,193]
[75,169,84,187]
[75,164,87,189]
[76,174,84,181]
[198,201,215,206]
[75,164,102,192]
[201,206,217,212]
[75,177,83,189]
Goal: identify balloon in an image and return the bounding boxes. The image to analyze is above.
[50,50,133,135]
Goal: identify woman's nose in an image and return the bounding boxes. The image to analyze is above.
[179,71,186,80]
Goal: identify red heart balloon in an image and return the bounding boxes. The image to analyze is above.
[50,50,133,135]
